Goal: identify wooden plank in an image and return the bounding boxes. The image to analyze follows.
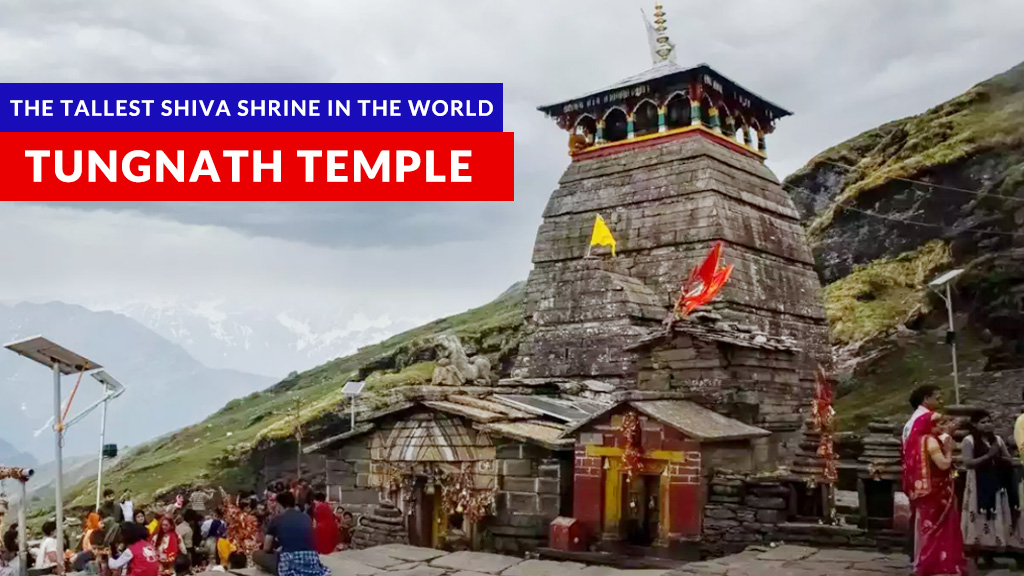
[603,458,620,537]
[586,445,687,462]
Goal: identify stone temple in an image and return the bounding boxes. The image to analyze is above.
[512,9,828,456]
[303,4,839,562]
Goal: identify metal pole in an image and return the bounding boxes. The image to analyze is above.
[95,398,108,510]
[18,480,27,576]
[350,396,356,429]
[947,283,960,404]
[52,362,64,575]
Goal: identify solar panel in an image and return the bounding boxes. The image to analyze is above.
[342,381,367,395]
[3,335,102,375]
[494,395,591,423]
[91,370,126,398]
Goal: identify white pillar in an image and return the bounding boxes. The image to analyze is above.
[52,363,64,575]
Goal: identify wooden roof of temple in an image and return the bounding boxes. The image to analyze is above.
[537,61,792,122]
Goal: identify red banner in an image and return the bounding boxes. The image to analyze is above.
[0,132,514,200]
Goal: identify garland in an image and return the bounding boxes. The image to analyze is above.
[618,411,644,480]
[439,462,496,524]
[811,366,838,484]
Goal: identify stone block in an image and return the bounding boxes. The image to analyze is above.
[503,477,537,493]
[538,494,560,517]
[341,489,381,506]
[744,496,787,510]
[337,444,371,460]
[371,544,449,562]
[502,459,534,477]
[508,492,539,514]
[536,478,560,494]
[429,551,523,574]
[502,559,586,576]
[754,509,785,524]
[538,465,561,479]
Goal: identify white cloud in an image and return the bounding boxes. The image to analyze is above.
[0,203,529,322]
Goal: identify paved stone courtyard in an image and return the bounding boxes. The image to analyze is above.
[218,543,1019,576]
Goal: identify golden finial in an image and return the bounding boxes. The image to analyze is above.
[644,3,676,64]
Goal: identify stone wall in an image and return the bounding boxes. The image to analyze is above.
[487,439,572,554]
[636,333,808,457]
[702,474,904,558]
[963,368,1024,442]
[515,136,829,390]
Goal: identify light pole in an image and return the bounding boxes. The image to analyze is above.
[87,371,126,509]
[4,336,102,576]
[928,269,964,404]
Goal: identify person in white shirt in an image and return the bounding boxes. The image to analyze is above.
[902,384,947,564]
[34,520,59,570]
[904,385,943,444]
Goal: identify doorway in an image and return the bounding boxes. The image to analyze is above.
[409,477,437,548]
[621,474,661,546]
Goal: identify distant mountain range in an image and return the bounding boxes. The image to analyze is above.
[99,301,422,378]
[0,301,275,460]
[0,437,36,468]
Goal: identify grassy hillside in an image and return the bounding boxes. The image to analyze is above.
[62,283,527,508]
[786,60,1024,427]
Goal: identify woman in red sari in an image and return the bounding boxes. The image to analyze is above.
[151,516,179,576]
[904,411,966,576]
[311,492,339,554]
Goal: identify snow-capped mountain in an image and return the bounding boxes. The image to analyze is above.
[100,301,424,378]
[0,301,275,459]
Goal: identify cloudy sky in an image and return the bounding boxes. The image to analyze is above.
[1,0,1023,329]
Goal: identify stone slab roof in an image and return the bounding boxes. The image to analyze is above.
[625,310,800,353]
[306,385,611,454]
[563,398,769,442]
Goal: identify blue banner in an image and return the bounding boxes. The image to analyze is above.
[0,83,503,133]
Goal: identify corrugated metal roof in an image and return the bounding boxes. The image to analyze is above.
[493,394,600,422]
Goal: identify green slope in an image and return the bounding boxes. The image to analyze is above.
[786,60,1024,428]
[63,282,527,509]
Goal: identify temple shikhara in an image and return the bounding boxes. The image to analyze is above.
[291,3,867,563]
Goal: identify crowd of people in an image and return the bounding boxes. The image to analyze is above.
[903,385,1024,575]
[0,480,355,576]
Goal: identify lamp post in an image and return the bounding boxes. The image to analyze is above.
[87,371,126,509]
[928,269,964,404]
[3,336,102,576]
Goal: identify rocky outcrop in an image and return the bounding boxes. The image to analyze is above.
[785,60,1024,426]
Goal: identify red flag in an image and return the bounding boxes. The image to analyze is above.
[675,242,733,317]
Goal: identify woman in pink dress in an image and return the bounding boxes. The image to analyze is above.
[904,411,967,575]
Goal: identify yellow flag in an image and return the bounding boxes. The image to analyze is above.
[589,215,617,257]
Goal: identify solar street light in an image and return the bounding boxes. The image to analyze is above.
[342,381,366,427]
[928,269,964,404]
[3,336,101,576]
[89,371,126,510]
